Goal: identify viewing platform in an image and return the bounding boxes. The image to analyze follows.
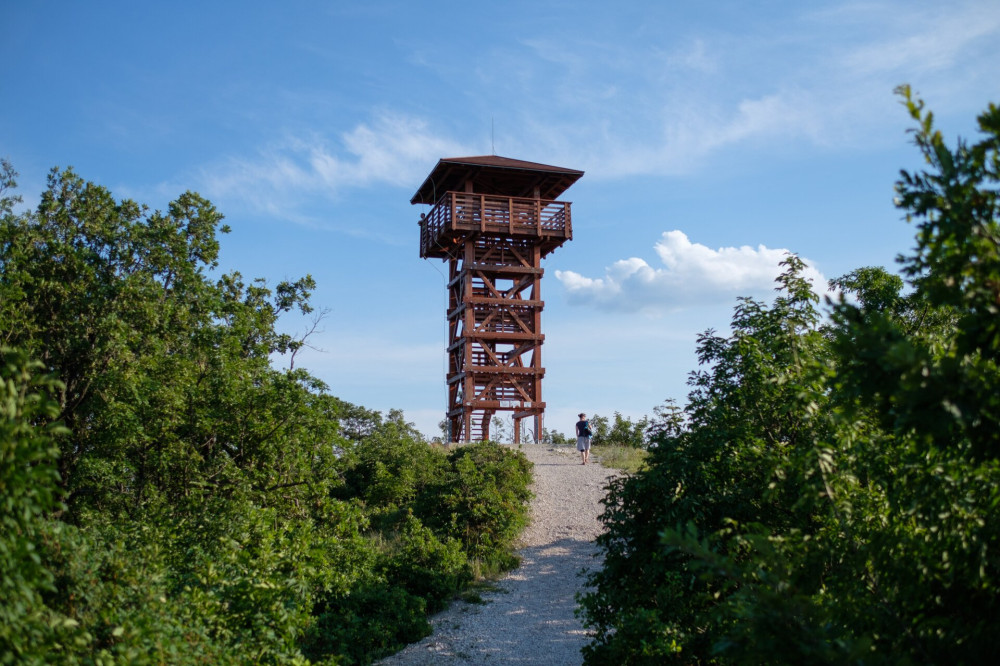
[419,191,572,259]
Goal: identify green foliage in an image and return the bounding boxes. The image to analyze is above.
[304,583,430,665]
[579,92,1000,665]
[541,426,572,446]
[378,515,472,614]
[581,255,829,665]
[0,349,69,664]
[0,166,344,519]
[336,420,448,523]
[26,497,373,665]
[0,165,535,664]
[815,86,1000,661]
[300,440,533,666]
[590,411,650,448]
[0,158,21,216]
[419,442,533,571]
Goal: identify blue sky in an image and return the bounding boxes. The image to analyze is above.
[3,1,998,439]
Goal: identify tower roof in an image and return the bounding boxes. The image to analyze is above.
[410,155,584,204]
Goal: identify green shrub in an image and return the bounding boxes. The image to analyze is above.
[379,515,471,613]
[38,518,234,665]
[303,583,431,665]
[580,92,1000,665]
[418,442,533,570]
[31,494,377,664]
[336,423,449,525]
[1,163,538,664]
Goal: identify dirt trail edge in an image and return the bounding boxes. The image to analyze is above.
[377,444,617,666]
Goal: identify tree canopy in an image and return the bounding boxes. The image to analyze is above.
[579,89,1000,664]
[1,161,534,664]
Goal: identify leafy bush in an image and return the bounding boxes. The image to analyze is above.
[581,255,827,665]
[336,419,448,523]
[304,583,430,665]
[378,515,471,613]
[579,91,1000,665]
[418,442,533,571]
[1,162,536,665]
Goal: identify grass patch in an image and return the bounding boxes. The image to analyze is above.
[594,445,649,474]
[469,552,521,581]
[458,585,492,604]
[457,573,507,605]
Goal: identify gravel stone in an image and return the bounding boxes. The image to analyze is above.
[377,444,616,666]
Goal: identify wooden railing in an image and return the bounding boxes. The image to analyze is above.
[419,191,571,257]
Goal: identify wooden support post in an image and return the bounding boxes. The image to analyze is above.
[413,157,582,444]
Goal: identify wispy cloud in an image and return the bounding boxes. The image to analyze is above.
[555,230,829,313]
[588,88,827,178]
[188,0,1000,219]
[310,112,469,189]
[197,111,470,222]
[492,1,1000,178]
[821,1,1000,77]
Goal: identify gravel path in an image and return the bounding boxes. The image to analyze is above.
[378,444,617,666]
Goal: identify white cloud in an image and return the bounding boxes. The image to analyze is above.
[198,111,470,221]
[554,230,828,313]
[828,2,1000,77]
[495,1,1000,180]
[190,0,1000,218]
[312,112,469,189]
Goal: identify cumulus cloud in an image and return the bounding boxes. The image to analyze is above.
[554,230,828,313]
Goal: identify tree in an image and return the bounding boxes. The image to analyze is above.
[815,87,1000,661]
[644,399,684,444]
[0,349,69,663]
[541,427,572,445]
[579,91,1000,665]
[491,415,513,443]
[587,414,609,443]
[587,412,651,448]
[1,164,538,664]
[0,166,341,516]
[580,255,830,664]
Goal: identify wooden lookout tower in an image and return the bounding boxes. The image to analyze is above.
[412,156,583,443]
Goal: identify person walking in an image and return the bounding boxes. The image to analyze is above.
[576,413,592,465]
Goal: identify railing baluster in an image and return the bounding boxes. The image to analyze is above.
[421,192,571,256]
